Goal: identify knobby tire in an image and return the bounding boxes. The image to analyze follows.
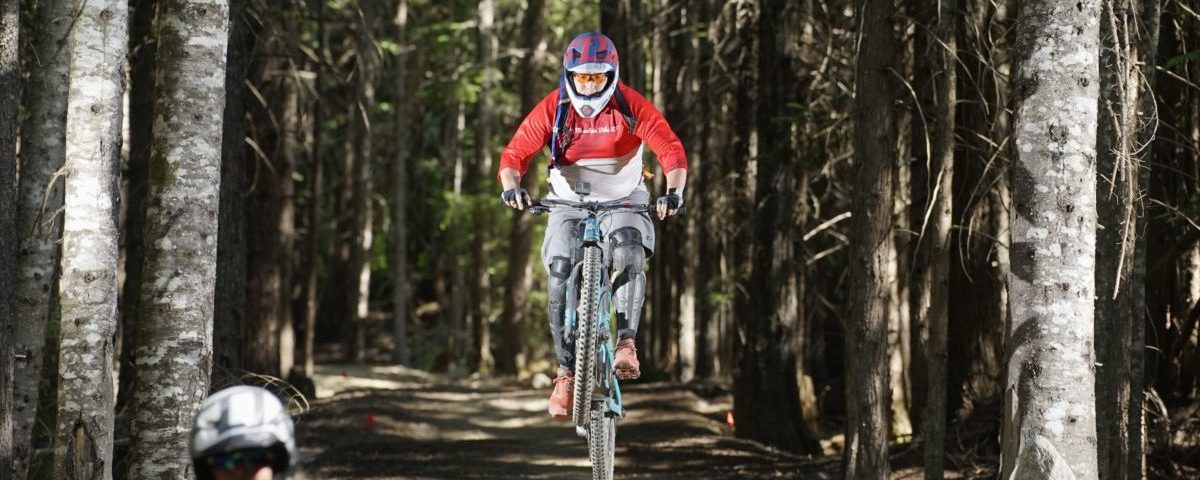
[588,410,617,480]
[572,246,602,428]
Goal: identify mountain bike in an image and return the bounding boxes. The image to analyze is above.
[528,197,678,480]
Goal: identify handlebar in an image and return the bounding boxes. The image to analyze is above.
[526,198,686,217]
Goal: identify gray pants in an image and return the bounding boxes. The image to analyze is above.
[542,188,654,369]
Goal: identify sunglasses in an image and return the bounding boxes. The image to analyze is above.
[206,448,275,471]
[572,72,607,84]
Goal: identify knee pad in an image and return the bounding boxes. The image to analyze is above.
[610,227,645,286]
[547,256,571,302]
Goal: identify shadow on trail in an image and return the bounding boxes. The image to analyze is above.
[295,365,837,479]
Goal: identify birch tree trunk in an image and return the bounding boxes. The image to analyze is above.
[1001,0,1100,478]
[53,1,126,478]
[0,0,18,476]
[13,1,71,476]
[844,0,897,477]
[127,1,229,477]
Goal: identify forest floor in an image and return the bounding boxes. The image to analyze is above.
[292,364,996,479]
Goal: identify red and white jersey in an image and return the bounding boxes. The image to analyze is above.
[498,83,688,201]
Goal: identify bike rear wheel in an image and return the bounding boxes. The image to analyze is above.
[572,246,602,427]
[588,410,617,480]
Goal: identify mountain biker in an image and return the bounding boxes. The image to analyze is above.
[191,385,297,480]
[498,32,688,419]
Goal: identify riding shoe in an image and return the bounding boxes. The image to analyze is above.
[614,338,641,380]
[548,366,574,419]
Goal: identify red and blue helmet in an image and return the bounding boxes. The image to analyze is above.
[561,32,620,118]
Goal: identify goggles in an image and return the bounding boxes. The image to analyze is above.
[571,72,607,84]
[206,448,275,471]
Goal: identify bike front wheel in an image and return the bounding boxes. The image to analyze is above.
[572,245,603,427]
[588,410,617,480]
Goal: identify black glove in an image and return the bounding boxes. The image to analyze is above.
[656,188,683,218]
[501,188,532,210]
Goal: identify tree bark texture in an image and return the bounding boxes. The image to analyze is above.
[732,0,821,456]
[13,1,71,476]
[1002,0,1100,478]
[1094,2,1141,478]
[243,9,298,376]
[1128,1,1158,476]
[214,0,251,384]
[127,1,229,477]
[910,0,956,476]
[53,1,127,478]
[0,0,19,477]
[844,0,897,478]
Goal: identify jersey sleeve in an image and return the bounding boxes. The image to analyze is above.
[497,89,559,181]
[620,84,688,173]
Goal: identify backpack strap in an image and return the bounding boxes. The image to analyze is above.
[612,85,637,135]
[547,80,636,173]
[548,74,572,172]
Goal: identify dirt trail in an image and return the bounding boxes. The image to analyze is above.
[292,365,835,479]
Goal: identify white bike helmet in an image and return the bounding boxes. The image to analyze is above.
[191,385,296,480]
[562,32,620,118]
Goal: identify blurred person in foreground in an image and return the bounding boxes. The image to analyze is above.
[191,385,296,480]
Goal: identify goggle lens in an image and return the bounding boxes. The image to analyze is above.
[572,72,606,84]
[207,448,275,471]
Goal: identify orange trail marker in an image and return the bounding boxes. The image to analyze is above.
[726,411,735,429]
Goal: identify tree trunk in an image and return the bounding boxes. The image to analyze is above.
[471,0,497,374]
[390,0,412,367]
[0,0,18,476]
[214,0,252,384]
[301,0,327,376]
[495,0,545,375]
[345,5,376,363]
[948,0,1010,421]
[911,0,956,476]
[1001,0,1100,478]
[844,0,898,477]
[601,0,646,92]
[1094,2,1140,478]
[244,11,298,376]
[127,1,229,477]
[1128,1,1159,476]
[729,0,821,456]
[52,2,127,478]
[12,0,70,477]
